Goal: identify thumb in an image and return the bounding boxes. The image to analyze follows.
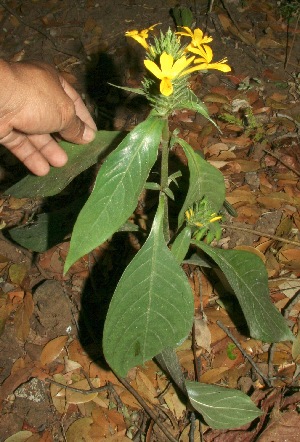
[59,116,96,144]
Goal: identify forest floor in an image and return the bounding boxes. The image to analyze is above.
[0,0,300,441]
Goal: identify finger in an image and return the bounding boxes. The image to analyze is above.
[28,134,68,167]
[0,130,51,176]
[60,76,97,131]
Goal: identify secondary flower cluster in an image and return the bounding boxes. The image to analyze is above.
[185,198,223,243]
[126,24,231,97]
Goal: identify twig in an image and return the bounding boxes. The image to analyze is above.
[269,276,297,282]
[216,320,272,387]
[268,343,276,385]
[47,376,125,410]
[264,148,300,177]
[275,113,300,130]
[221,223,300,247]
[192,322,201,383]
[116,376,178,442]
[45,377,110,395]
[189,411,196,442]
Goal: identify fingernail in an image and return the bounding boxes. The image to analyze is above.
[82,125,96,142]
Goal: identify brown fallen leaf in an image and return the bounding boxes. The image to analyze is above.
[14,292,34,342]
[200,367,229,384]
[258,411,300,442]
[0,366,33,402]
[226,188,257,205]
[90,407,126,439]
[67,339,92,373]
[50,373,68,414]
[40,335,68,366]
[277,248,300,270]
[3,430,33,441]
[257,193,300,209]
[9,262,28,286]
[257,36,283,49]
[163,384,186,420]
[134,369,159,405]
[203,92,230,104]
[65,417,93,442]
[194,317,211,353]
[292,331,300,361]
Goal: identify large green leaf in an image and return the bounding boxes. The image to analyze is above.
[103,197,194,377]
[194,241,294,342]
[4,131,121,198]
[8,197,86,252]
[64,115,165,272]
[186,380,262,429]
[177,138,225,227]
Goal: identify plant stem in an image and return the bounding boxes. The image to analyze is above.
[160,118,170,241]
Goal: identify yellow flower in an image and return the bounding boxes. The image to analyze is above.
[185,44,231,73]
[144,52,194,96]
[125,23,160,50]
[176,27,213,49]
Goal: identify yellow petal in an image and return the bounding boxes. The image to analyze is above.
[186,44,208,60]
[194,28,213,45]
[160,78,173,96]
[132,35,149,49]
[176,26,193,38]
[160,52,174,75]
[148,23,161,31]
[125,30,138,37]
[185,61,231,74]
[207,62,231,72]
[173,55,194,77]
[200,44,213,63]
[144,59,163,79]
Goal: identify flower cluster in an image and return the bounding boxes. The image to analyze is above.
[185,198,223,243]
[125,24,231,98]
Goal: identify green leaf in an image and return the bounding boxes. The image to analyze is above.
[4,131,121,198]
[171,6,194,28]
[168,170,182,187]
[103,196,194,377]
[177,138,226,227]
[186,380,262,429]
[164,187,175,200]
[108,83,145,96]
[64,115,165,272]
[177,89,218,128]
[170,226,192,264]
[193,241,294,342]
[144,182,161,191]
[183,252,212,268]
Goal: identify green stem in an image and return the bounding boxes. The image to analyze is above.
[160,118,170,242]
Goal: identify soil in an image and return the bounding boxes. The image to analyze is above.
[0,0,300,441]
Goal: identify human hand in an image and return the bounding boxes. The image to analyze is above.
[0,60,97,176]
